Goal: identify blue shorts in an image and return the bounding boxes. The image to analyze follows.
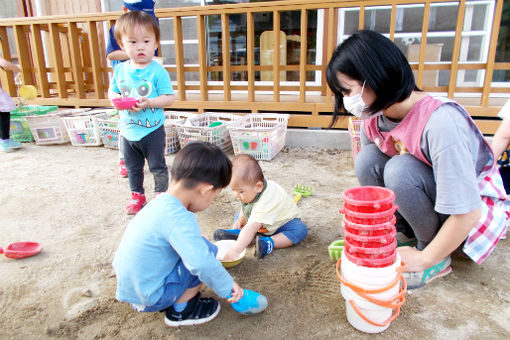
[132,237,218,312]
[233,214,308,245]
[271,218,308,245]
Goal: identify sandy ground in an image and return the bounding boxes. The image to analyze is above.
[1,143,510,339]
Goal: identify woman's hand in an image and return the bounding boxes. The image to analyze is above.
[397,246,428,272]
[227,282,243,303]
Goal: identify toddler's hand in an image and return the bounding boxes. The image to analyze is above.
[131,97,150,112]
[233,216,247,229]
[227,282,243,303]
[109,93,121,106]
[223,248,241,262]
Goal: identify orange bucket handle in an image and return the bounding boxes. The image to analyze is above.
[347,298,401,327]
[335,257,408,327]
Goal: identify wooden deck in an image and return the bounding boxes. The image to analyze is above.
[0,0,509,133]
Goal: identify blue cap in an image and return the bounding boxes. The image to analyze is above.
[123,0,156,18]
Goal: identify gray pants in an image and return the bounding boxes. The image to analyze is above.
[354,144,449,250]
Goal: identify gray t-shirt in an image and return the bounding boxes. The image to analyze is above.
[361,103,487,215]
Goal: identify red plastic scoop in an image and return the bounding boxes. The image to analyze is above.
[0,242,42,259]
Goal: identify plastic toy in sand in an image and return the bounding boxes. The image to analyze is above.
[293,184,312,204]
[0,242,42,259]
[229,289,268,315]
[328,239,345,261]
[215,240,246,268]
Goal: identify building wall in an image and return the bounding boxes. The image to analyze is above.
[33,0,102,16]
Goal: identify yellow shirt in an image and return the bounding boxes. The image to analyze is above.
[247,180,300,234]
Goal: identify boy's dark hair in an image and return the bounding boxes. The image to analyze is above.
[171,142,232,189]
[232,154,264,184]
[114,10,160,43]
[326,30,420,126]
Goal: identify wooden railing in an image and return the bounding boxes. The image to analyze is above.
[0,0,508,132]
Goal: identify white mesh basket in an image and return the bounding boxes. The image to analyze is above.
[96,115,121,149]
[173,112,242,152]
[25,108,90,145]
[61,109,112,146]
[227,113,289,161]
[348,117,362,161]
[164,111,194,154]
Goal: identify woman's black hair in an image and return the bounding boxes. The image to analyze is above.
[326,30,420,126]
[171,142,232,189]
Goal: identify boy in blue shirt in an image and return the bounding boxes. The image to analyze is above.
[108,10,174,215]
[113,142,245,326]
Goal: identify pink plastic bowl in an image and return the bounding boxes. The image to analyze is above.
[112,97,139,110]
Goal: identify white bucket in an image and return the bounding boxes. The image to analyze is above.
[337,250,405,333]
[341,251,402,286]
[341,286,392,333]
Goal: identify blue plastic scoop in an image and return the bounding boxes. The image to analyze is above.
[229,289,268,315]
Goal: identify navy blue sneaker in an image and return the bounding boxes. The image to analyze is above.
[164,293,220,327]
[255,236,274,259]
[213,229,241,241]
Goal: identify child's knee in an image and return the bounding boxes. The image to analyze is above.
[286,220,308,244]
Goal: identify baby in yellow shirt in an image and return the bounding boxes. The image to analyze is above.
[214,154,308,259]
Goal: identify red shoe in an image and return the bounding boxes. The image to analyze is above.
[119,159,128,178]
[126,192,146,215]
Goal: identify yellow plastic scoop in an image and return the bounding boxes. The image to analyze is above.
[19,85,37,100]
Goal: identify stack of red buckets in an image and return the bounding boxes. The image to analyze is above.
[337,186,407,333]
[341,186,398,268]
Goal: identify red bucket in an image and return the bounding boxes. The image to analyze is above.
[341,204,398,225]
[344,227,396,248]
[344,248,397,268]
[342,186,395,213]
[345,239,396,260]
[343,216,396,237]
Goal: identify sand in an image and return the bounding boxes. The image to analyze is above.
[1,143,510,339]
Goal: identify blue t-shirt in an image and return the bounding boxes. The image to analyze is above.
[112,194,234,306]
[110,60,174,141]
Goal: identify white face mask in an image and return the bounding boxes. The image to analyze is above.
[343,81,367,118]
[342,81,384,120]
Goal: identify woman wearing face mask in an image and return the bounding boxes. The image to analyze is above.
[327,30,509,289]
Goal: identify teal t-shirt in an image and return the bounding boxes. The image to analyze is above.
[110,60,174,141]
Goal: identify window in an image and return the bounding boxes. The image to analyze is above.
[338,1,500,91]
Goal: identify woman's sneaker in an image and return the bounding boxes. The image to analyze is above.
[403,256,452,289]
[164,293,220,327]
[396,232,417,247]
